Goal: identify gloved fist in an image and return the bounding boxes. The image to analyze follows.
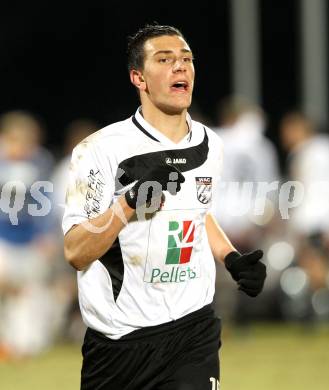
[224,250,266,297]
[125,163,185,209]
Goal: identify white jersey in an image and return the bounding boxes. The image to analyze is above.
[63,108,223,339]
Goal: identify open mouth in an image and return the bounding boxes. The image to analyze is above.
[170,81,189,92]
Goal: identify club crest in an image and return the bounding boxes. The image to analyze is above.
[195,177,212,204]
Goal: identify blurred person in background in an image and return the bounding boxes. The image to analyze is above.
[0,111,55,359]
[211,97,280,321]
[280,112,329,242]
[50,119,97,342]
[278,112,329,322]
[212,96,279,249]
[210,96,279,323]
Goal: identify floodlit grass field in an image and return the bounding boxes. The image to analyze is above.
[0,324,328,390]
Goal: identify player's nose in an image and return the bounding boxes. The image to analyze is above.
[172,58,187,73]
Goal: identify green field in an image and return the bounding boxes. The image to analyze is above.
[0,324,328,390]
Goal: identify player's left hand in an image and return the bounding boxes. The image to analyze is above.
[224,250,266,297]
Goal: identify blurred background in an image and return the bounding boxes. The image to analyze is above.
[0,1,328,389]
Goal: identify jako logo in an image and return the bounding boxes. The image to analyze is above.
[166,220,195,264]
[165,157,186,164]
[173,158,186,164]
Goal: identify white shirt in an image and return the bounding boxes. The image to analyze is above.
[289,134,329,234]
[63,108,223,339]
[212,112,279,233]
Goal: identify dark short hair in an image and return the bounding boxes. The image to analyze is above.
[127,24,185,72]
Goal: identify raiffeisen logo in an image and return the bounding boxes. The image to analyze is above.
[166,220,195,264]
[150,220,196,283]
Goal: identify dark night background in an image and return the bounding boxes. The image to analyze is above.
[0,1,309,155]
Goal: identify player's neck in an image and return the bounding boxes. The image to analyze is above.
[140,104,188,144]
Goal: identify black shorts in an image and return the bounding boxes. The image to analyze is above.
[81,305,222,390]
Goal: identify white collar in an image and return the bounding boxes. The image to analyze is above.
[133,107,193,147]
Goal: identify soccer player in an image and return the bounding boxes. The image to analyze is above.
[63,24,266,390]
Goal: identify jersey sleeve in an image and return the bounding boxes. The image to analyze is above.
[62,140,115,235]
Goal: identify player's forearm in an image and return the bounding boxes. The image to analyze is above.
[205,213,236,263]
[64,195,135,270]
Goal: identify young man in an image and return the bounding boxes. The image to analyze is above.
[63,24,266,390]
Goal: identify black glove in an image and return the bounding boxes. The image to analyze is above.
[125,163,185,209]
[224,250,266,297]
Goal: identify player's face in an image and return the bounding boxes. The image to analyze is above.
[140,35,195,114]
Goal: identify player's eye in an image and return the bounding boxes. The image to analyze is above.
[183,57,193,63]
[159,58,172,63]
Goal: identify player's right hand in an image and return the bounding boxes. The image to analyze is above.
[124,163,185,209]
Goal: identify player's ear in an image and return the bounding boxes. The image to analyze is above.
[130,69,146,91]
